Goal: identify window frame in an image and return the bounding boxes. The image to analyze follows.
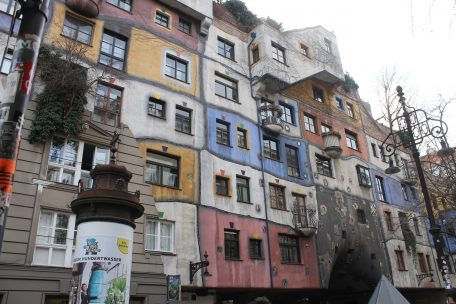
[175,105,192,134]
[379,146,387,162]
[165,54,188,83]
[155,10,170,28]
[300,43,310,57]
[249,238,263,259]
[145,219,174,253]
[0,48,13,75]
[217,37,235,60]
[357,209,367,224]
[263,137,279,161]
[286,145,300,178]
[93,82,123,127]
[371,143,379,158]
[346,102,355,118]
[401,184,409,201]
[345,130,359,151]
[215,72,238,101]
[269,183,286,210]
[178,18,191,35]
[216,175,229,196]
[324,38,332,54]
[321,123,332,134]
[375,176,387,202]
[417,252,428,273]
[0,0,16,14]
[62,14,94,45]
[145,150,180,188]
[395,250,407,271]
[216,119,230,146]
[312,85,325,102]
[335,97,344,110]
[148,97,166,119]
[356,165,372,187]
[106,0,131,11]
[413,217,421,235]
[384,211,394,231]
[252,45,260,63]
[224,230,240,260]
[279,234,300,264]
[271,42,286,64]
[236,175,250,203]
[280,103,294,124]
[304,114,316,133]
[316,154,332,177]
[99,30,127,70]
[236,128,247,149]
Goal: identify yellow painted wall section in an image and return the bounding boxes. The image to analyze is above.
[129,28,199,97]
[138,142,198,203]
[44,2,104,62]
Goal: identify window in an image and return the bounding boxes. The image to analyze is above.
[94,82,122,126]
[280,103,294,124]
[218,37,235,60]
[335,97,344,110]
[417,253,428,273]
[33,211,76,267]
[237,128,247,149]
[145,151,179,188]
[224,230,240,259]
[270,184,286,210]
[178,18,191,35]
[293,193,308,228]
[216,120,230,146]
[356,165,372,187]
[62,14,93,44]
[249,239,263,259]
[148,97,165,118]
[165,54,188,82]
[379,147,387,162]
[0,48,13,74]
[316,154,332,177]
[304,114,316,133]
[47,136,109,187]
[357,209,366,224]
[286,145,300,177]
[375,176,386,202]
[252,45,259,63]
[395,250,406,271]
[107,0,131,11]
[312,86,325,102]
[236,176,250,203]
[215,73,238,101]
[145,219,174,253]
[324,38,332,54]
[345,130,359,150]
[413,217,421,235]
[263,137,279,160]
[175,106,191,134]
[0,0,16,14]
[300,43,309,57]
[216,175,229,196]
[401,184,409,201]
[271,42,285,63]
[384,211,394,231]
[426,254,433,271]
[321,123,332,134]
[155,11,169,28]
[347,103,355,118]
[99,31,127,70]
[279,234,300,263]
[371,143,378,158]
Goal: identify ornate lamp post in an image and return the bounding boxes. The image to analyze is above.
[381,86,452,290]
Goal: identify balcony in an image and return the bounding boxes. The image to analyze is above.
[259,103,283,134]
[291,205,318,237]
[322,131,342,158]
[65,0,100,18]
[401,163,418,186]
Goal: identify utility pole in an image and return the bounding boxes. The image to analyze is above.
[0,0,49,253]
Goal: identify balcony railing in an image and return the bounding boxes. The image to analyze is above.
[291,205,318,237]
[322,131,342,158]
[259,103,283,134]
[401,165,418,186]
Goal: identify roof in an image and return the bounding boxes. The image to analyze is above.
[368,276,410,304]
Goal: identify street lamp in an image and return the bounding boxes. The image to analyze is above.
[380,86,452,290]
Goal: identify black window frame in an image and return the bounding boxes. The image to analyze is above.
[155,11,169,28]
[345,130,359,150]
[175,106,192,134]
[236,128,247,149]
[346,102,355,118]
[356,165,372,187]
[99,30,128,70]
[357,209,367,224]
[236,175,250,203]
[371,143,379,158]
[375,176,387,202]
[224,230,240,260]
[148,97,166,119]
[316,154,332,177]
[145,151,180,188]
[263,137,279,161]
[280,102,294,124]
[304,113,316,133]
[249,238,263,259]
[312,85,325,102]
[106,0,131,11]
[286,145,300,178]
[216,119,230,146]
[217,37,235,60]
[215,72,238,101]
[395,250,406,271]
[269,183,286,210]
[279,234,300,264]
[335,97,344,110]
[271,42,286,64]
[178,18,191,35]
[165,54,188,83]
[62,14,94,45]
[216,175,229,196]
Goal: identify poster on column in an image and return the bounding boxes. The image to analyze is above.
[71,222,133,304]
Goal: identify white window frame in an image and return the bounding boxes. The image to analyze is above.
[33,210,76,268]
[145,219,175,253]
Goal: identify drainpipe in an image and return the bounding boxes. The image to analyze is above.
[0,0,49,254]
[247,32,274,289]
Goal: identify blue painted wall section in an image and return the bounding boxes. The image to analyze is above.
[207,107,313,186]
[370,169,419,208]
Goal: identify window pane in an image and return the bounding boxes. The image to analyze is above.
[34,247,50,264]
[51,248,66,266]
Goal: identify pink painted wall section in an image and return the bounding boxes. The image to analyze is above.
[199,207,320,289]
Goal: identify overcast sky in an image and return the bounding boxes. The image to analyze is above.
[244,0,456,145]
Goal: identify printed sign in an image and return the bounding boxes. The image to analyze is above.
[71,222,133,304]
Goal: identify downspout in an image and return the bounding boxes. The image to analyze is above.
[247,32,274,289]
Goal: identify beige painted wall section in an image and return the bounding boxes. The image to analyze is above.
[44,2,104,62]
[138,142,198,204]
[128,28,199,97]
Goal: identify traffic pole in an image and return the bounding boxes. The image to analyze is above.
[0,0,49,254]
